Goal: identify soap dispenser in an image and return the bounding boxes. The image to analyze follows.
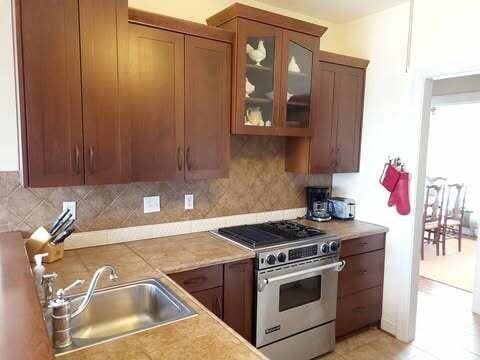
[33,253,48,304]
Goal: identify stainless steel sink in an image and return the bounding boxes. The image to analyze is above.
[53,278,196,356]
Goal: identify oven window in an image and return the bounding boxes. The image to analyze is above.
[279,275,322,312]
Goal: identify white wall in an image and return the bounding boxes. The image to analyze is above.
[0,0,19,171]
[331,0,480,340]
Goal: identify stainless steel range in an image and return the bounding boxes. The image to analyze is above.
[217,220,344,360]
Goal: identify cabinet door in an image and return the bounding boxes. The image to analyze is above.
[19,0,84,187]
[279,30,318,137]
[79,0,130,184]
[236,19,282,135]
[223,259,253,342]
[185,36,231,180]
[332,65,365,173]
[191,287,224,318]
[308,61,336,173]
[128,25,185,181]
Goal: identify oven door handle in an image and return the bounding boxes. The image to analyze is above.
[258,260,346,292]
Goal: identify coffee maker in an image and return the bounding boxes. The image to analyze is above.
[306,186,332,222]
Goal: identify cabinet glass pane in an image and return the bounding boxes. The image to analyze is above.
[244,37,275,127]
[286,41,313,128]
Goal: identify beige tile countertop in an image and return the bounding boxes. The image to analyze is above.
[42,220,387,359]
[298,219,388,241]
[44,233,263,360]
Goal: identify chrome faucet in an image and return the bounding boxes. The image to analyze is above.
[49,265,119,349]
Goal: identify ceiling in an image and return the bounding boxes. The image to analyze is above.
[255,0,410,23]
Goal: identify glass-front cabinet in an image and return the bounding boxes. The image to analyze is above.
[280,31,316,135]
[234,19,319,136]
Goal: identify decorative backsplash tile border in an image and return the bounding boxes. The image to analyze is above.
[65,207,307,249]
[0,136,330,237]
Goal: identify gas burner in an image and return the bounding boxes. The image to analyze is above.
[218,220,327,249]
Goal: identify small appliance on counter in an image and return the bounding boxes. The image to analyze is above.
[306,186,332,222]
[328,197,356,220]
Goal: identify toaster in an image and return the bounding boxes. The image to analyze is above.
[328,197,356,220]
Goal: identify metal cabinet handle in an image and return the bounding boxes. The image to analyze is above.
[183,276,207,285]
[186,147,192,171]
[359,242,369,246]
[177,146,183,171]
[89,146,95,174]
[335,148,340,167]
[353,306,368,313]
[214,296,222,316]
[358,269,368,275]
[74,146,80,174]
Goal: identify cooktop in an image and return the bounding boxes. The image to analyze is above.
[217,220,327,249]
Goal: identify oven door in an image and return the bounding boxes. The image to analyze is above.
[256,258,344,347]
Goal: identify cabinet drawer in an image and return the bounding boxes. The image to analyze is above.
[169,265,223,293]
[341,233,385,257]
[336,286,383,338]
[191,286,223,318]
[338,249,385,298]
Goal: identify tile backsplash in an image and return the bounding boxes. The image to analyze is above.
[0,136,330,235]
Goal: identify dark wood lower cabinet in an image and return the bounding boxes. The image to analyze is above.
[336,233,386,338]
[336,286,383,338]
[223,259,254,343]
[191,286,223,318]
[170,259,254,342]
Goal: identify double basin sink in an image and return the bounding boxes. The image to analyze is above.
[52,278,196,355]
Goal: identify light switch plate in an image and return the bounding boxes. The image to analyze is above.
[185,194,194,210]
[63,201,76,220]
[144,196,160,213]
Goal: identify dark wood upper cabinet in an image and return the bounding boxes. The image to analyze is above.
[128,24,185,182]
[332,64,365,173]
[223,259,254,342]
[207,3,326,137]
[15,0,129,187]
[184,36,231,180]
[15,0,84,187]
[127,10,233,181]
[285,51,368,174]
[79,0,130,185]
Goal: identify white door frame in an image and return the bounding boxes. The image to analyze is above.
[396,68,480,343]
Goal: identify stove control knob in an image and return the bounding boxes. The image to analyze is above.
[329,241,339,253]
[277,253,287,263]
[266,255,276,265]
[320,243,329,254]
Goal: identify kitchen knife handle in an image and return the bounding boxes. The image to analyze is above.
[89,146,95,174]
[74,146,80,174]
[177,146,183,171]
[186,147,192,171]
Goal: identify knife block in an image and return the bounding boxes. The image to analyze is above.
[25,226,65,263]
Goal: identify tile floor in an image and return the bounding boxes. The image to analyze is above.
[318,278,480,359]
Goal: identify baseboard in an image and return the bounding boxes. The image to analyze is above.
[380,316,397,337]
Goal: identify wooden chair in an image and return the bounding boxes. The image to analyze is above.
[422,183,446,260]
[441,184,467,254]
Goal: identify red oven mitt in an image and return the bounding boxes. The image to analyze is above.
[380,163,401,192]
[388,171,411,215]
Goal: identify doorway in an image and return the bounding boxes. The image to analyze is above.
[410,75,480,357]
[420,102,479,292]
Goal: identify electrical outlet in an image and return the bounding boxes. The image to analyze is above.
[185,194,194,210]
[63,201,76,220]
[144,196,160,213]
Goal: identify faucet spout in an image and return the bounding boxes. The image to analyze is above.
[71,265,118,319]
